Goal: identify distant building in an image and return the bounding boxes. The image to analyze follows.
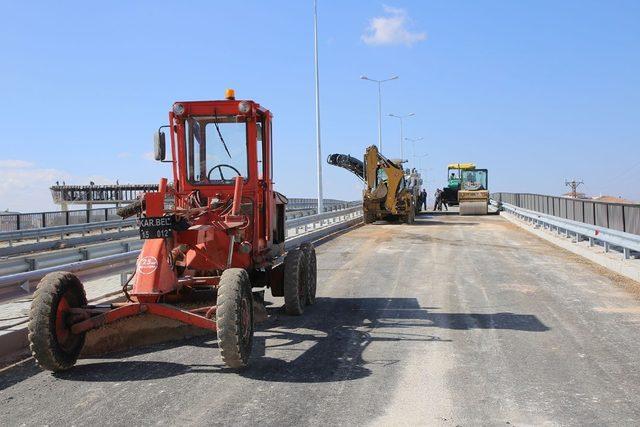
[562,192,588,199]
[591,195,637,205]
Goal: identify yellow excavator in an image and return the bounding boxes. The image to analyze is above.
[327,145,416,224]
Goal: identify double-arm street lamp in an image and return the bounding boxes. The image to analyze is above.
[388,113,415,162]
[360,75,398,152]
[404,136,424,165]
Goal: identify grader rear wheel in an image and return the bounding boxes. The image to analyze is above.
[28,271,87,372]
[301,243,317,306]
[283,248,307,315]
[216,268,253,369]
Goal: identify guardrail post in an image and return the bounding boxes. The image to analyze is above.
[589,237,594,247]
[604,242,610,253]
[623,248,631,260]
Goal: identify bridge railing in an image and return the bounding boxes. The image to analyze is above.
[0,207,121,232]
[0,199,360,232]
[0,205,363,294]
[491,193,640,236]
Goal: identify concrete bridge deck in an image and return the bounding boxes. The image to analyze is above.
[2,213,640,425]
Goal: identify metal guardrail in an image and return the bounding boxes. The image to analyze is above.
[0,207,122,232]
[0,201,358,245]
[0,199,359,232]
[494,200,640,260]
[0,206,363,291]
[0,208,343,268]
[492,192,640,235]
[0,218,137,244]
[286,205,362,235]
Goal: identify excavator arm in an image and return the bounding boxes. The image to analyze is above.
[326,153,365,182]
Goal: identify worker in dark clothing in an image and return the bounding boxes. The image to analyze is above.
[420,189,427,211]
[441,194,449,211]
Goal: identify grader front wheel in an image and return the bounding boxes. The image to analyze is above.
[216,268,254,369]
[28,271,87,372]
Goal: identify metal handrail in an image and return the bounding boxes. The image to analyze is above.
[495,200,640,259]
[0,206,363,290]
[1,203,358,245]
[286,205,362,228]
[491,192,640,235]
[0,218,136,242]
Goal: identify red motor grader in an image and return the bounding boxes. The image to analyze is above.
[28,90,317,371]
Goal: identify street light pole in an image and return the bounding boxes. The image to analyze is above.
[377,82,382,152]
[360,75,398,152]
[405,137,424,165]
[388,113,415,162]
[313,0,323,214]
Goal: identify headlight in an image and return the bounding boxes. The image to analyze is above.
[173,103,185,116]
[238,101,251,114]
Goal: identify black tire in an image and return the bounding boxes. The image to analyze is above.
[283,248,307,315]
[28,271,87,372]
[216,268,253,369]
[364,211,376,224]
[404,208,415,224]
[301,243,317,306]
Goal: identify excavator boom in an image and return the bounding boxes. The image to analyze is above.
[326,154,365,182]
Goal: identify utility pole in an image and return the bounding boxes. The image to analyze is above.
[565,179,584,198]
[313,0,323,214]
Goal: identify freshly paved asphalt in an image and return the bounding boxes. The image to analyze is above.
[2,212,640,426]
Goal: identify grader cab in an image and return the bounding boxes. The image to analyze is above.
[28,90,318,372]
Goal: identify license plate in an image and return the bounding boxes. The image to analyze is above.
[139,216,174,239]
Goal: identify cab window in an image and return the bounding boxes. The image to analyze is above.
[185,115,248,184]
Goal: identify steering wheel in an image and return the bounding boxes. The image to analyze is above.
[207,164,242,181]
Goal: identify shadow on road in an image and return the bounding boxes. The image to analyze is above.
[241,297,548,383]
[411,220,480,226]
[0,298,549,388]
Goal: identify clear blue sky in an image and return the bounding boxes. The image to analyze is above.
[1,1,639,211]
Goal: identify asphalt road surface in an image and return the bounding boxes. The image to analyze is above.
[2,213,640,426]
